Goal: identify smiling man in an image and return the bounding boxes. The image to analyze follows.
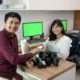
[0,12,40,80]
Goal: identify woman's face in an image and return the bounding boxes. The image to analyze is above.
[52,24,63,35]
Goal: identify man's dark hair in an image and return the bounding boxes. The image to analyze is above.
[4,12,21,24]
[49,19,65,41]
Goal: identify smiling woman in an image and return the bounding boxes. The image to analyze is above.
[42,19,72,60]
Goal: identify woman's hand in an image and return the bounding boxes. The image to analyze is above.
[37,43,48,52]
[29,48,41,56]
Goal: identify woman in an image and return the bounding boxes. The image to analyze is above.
[42,19,72,60]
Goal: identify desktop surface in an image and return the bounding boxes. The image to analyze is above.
[23,60,76,80]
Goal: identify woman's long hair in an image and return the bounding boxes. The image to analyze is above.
[49,19,65,41]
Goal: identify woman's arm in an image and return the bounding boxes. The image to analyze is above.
[57,37,72,60]
[37,38,49,51]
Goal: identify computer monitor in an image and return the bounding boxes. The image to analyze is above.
[22,22,43,39]
[61,20,67,32]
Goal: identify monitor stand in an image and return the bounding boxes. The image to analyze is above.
[29,36,33,40]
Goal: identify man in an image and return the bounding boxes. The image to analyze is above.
[0,12,41,80]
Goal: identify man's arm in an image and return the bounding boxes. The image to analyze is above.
[0,34,40,65]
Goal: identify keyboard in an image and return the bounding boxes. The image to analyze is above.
[28,39,45,44]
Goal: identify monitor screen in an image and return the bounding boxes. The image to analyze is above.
[61,20,67,32]
[22,22,43,37]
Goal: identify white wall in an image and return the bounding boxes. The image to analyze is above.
[18,0,27,9]
[0,11,74,40]
[2,0,80,10]
[18,0,27,4]
[27,0,80,10]
[3,0,18,4]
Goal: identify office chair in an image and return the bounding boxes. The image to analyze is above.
[0,0,2,4]
[66,34,80,66]
[68,34,79,56]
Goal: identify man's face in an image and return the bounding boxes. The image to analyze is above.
[5,17,20,33]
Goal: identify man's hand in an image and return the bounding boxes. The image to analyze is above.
[29,48,41,56]
[25,60,34,68]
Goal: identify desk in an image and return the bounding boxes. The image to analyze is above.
[18,60,76,80]
[18,40,76,80]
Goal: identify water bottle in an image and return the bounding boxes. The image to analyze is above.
[20,39,29,54]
